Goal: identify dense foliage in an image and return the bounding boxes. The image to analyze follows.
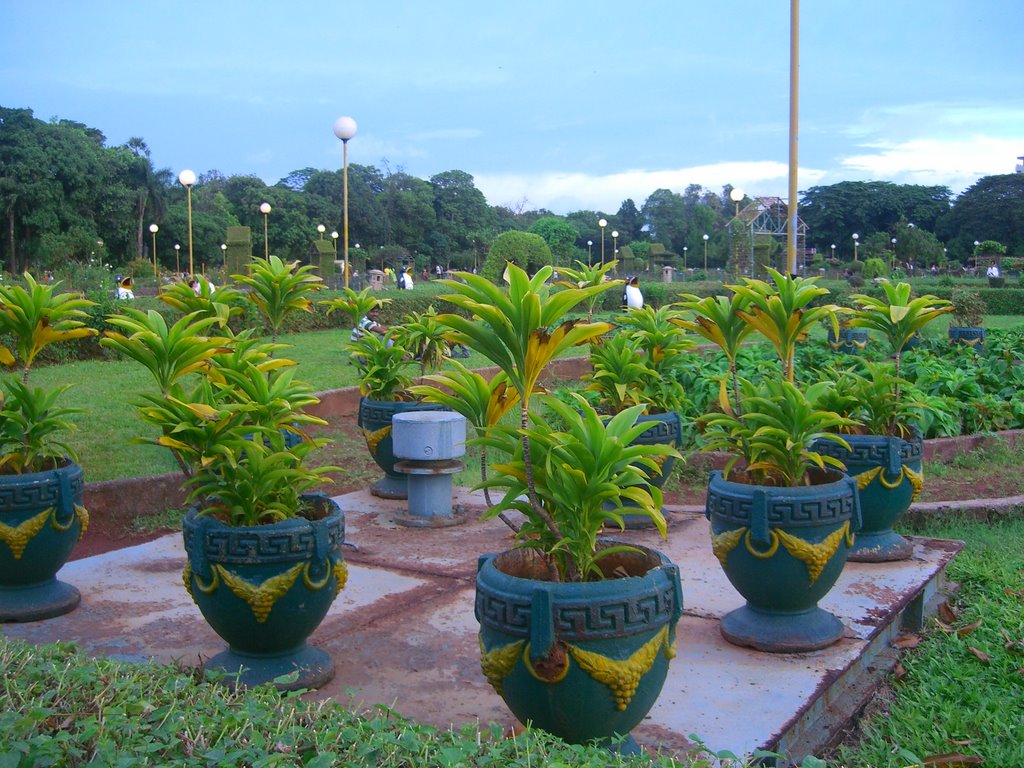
[3,105,1020,282]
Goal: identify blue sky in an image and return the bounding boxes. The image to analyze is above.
[2,1,1021,214]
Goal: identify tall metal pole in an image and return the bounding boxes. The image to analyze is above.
[343,138,350,289]
[186,186,194,276]
[786,0,800,276]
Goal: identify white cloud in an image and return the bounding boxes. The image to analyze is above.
[839,135,1021,192]
[473,161,828,214]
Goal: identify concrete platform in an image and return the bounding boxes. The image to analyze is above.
[3,488,961,765]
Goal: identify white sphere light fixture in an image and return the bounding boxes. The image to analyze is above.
[333,116,358,141]
[178,169,196,187]
[260,202,272,215]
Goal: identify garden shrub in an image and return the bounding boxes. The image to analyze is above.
[861,258,887,279]
[950,288,986,327]
[480,231,551,283]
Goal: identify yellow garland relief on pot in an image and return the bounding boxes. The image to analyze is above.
[362,425,391,455]
[710,522,854,586]
[479,638,524,697]
[855,465,923,501]
[479,625,674,711]
[0,504,90,560]
[183,560,344,623]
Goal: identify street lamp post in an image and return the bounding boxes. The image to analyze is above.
[149,224,159,278]
[260,203,272,260]
[683,246,688,271]
[331,230,339,255]
[333,115,358,289]
[174,243,181,275]
[221,243,227,271]
[830,243,836,264]
[598,218,607,265]
[611,230,618,266]
[178,169,196,275]
[973,240,980,273]
[891,238,897,271]
[317,224,326,240]
[703,233,709,272]
[587,240,593,261]
[730,187,744,217]
[852,233,859,262]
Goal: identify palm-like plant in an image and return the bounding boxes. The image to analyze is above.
[0,274,97,382]
[701,379,854,487]
[102,289,337,521]
[583,332,651,414]
[554,259,622,321]
[392,305,452,377]
[727,268,841,383]
[0,274,98,475]
[812,361,922,439]
[0,381,81,474]
[232,255,323,343]
[101,309,229,396]
[476,394,677,581]
[431,263,632,580]
[674,292,754,414]
[410,360,519,520]
[344,332,416,401]
[158,279,247,328]
[847,281,952,395]
[320,286,386,329]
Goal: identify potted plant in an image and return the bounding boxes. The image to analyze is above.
[101,264,346,691]
[948,287,986,349]
[810,282,953,561]
[825,315,869,354]
[419,264,683,750]
[583,305,693,527]
[686,268,860,652]
[324,288,448,499]
[0,274,97,622]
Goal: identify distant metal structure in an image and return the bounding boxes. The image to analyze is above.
[728,197,808,276]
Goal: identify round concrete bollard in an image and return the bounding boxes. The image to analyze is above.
[392,411,467,527]
[392,411,466,460]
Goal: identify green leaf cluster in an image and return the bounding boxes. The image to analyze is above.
[0,273,98,473]
[477,395,678,581]
[232,255,324,342]
[100,284,337,526]
[700,379,854,487]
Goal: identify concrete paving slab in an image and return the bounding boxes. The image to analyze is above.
[2,488,961,765]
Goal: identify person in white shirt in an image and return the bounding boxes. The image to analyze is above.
[623,275,644,309]
[351,307,387,342]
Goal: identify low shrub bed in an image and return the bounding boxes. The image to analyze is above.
[0,635,761,767]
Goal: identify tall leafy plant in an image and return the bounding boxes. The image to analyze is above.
[0,274,97,474]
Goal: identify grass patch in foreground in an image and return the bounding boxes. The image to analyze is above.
[828,515,1024,767]
[0,635,789,767]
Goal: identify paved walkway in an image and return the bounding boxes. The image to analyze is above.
[5,488,961,765]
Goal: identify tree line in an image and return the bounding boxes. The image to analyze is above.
[2,105,1021,278]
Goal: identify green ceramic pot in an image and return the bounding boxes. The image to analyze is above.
[358,397,446,499]
[610,410,683,529]
[0,461,87,622]
[948,326,986,349]
[705,470,860,653]
[812,432,922,562]
[475,542,683,751]
[182,493,346,690]
[826,327,869,355]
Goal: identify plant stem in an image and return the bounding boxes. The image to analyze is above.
[519,402,573,579]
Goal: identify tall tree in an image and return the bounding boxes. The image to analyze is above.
[430,170,493,252]
[936,174,1024,262]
